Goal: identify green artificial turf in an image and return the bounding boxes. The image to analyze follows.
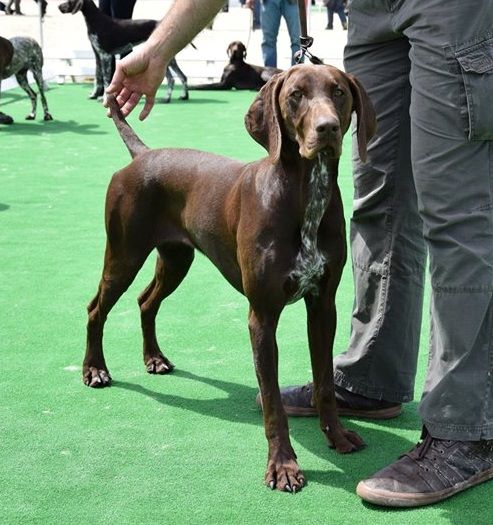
[0,84,490,524]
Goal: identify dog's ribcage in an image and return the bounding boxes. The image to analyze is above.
[288,154,332,303]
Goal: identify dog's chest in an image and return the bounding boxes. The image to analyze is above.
[288,157,332,303]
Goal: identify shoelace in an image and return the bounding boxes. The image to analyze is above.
[401,432,435,461]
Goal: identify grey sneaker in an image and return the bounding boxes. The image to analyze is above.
[256,382,402,419]
[357,429,493,507]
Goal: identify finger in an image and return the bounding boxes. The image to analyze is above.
[121,91,143,117]
[115,87,133,108]
[105,68,125,97]
[139,94,155,121]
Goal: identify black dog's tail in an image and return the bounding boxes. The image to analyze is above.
[106,94,148,159]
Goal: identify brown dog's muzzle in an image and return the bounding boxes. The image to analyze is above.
[299,106,342,160]
[288,98,344,160]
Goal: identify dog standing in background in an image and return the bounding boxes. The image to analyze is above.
[0,35,53,125]
[58,0,189,103]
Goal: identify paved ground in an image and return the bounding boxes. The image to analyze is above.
[1,0,347,89]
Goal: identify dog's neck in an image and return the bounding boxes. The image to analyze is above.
[287,153,334,303]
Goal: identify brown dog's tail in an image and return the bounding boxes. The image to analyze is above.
[105,94,149,159]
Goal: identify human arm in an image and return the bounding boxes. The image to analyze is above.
[105,0,227,120]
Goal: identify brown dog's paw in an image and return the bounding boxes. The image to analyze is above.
[265,457,305,493]
[145,353,174,375]
[83,367,112,388]
[325,426,366,454]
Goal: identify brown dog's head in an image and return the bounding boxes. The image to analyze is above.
[227,41,247,62]
[58,0,84,15]
[245,64,376,163]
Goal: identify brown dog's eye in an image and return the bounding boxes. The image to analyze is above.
[334,88,345,97]
[290,90,302,100]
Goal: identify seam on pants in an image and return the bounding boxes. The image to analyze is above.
[481,321,493,434]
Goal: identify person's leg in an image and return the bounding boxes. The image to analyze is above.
[326,8,334,29]
[334,7,426,406]
[252,0,261,30]
[403,0,493,441]
[261,0,281,67]
[98,0,111,16]
[336,3,347,28]
[355,0,493,507]
[111,0,136,19]
[280,0,301,65]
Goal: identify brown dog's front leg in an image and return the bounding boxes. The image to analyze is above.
[305,292,366,453]
[248,307,305,492]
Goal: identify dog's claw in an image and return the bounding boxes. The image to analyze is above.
[325,426,366,453]
[265,456,304,493]
[83,367,112,388]
[145,354,174,375]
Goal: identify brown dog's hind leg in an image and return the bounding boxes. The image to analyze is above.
[138,244,194,374]
[84,240,152,387]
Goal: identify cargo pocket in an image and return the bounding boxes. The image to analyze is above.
[455,38,493,140]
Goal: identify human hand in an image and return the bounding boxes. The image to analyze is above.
[105,45,169,120]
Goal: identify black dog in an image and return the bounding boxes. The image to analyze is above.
[193,41,282,91]
[58,0,189,103]
[0,35,53,125]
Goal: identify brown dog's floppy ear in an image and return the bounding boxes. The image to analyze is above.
[244,72,285,163]
[346,73,377,163]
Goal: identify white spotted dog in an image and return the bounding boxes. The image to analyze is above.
[58,0,189,103]
[0,35,53,125]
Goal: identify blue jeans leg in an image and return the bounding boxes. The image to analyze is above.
[261,0,281,67]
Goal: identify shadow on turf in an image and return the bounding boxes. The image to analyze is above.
[0,203,10,211]
[113,371,424,493]
[0,119,106,136]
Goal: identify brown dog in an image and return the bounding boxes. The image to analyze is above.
[86,64,376,492]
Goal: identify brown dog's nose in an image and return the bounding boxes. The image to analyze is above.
[315,118,340,136]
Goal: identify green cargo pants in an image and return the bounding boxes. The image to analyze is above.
[334,0,493,440]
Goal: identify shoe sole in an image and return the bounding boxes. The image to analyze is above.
[356,467,493,507]
[283,404,402,420]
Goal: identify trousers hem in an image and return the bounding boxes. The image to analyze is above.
[334,370,414,404]
[424,420,493,440]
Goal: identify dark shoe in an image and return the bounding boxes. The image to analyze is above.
[357,429,493,507]
[256,383,402,419]
[325,24,333,30]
